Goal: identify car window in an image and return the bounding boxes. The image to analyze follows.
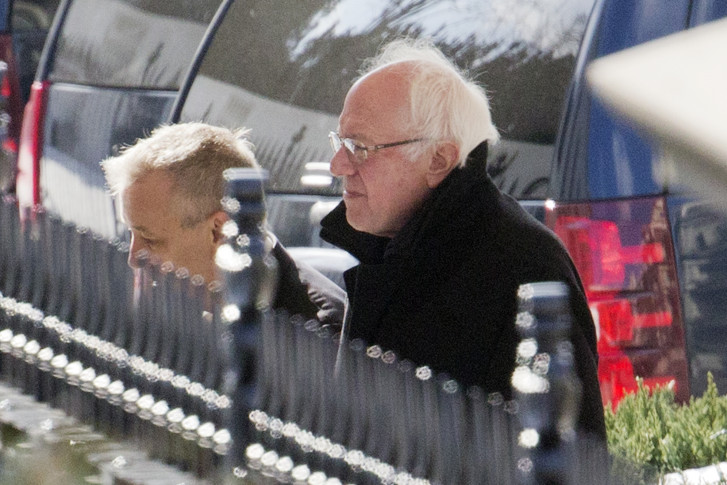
[179,0,594,199]
[11,0,61,104]
[12,0,59,31]
[48,0,221,89]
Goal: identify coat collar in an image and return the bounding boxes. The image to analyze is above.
[320,141,491,263]
[319,202,391,264]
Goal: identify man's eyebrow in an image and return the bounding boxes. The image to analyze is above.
[130,224,154,235]
[340,133,368,144]
[337,125,363,140]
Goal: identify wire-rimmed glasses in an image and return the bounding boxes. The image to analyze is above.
[328,131,426,165]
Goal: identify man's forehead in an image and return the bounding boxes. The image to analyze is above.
[123,170,174,204]
[122,172,180,232]
[341,69,412,138]
[127,169,174,191]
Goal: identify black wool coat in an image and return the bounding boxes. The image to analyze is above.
[320,142,606,438]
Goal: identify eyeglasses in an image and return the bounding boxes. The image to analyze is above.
[328,131,426,165]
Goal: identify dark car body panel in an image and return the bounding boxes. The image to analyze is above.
[551,0,691,201]
[672,199,727,395]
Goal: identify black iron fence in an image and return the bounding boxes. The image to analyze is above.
[0,177,628,484]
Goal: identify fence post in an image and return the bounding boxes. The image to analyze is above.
[513,281,582,485]
[217,168,278,476]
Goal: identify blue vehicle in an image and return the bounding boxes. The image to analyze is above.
[547,0,727,404]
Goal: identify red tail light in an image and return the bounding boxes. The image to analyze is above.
[0,67,12,97]
[545,197,689,408]
[16,80,49,210]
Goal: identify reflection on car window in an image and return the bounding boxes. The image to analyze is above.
[49,0,221,89]
[11,0,61,104]
[181,0,594,198]
[12,0,60,31]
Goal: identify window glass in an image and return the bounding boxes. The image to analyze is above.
[12,0,61,103]
[12,0,60,31]
[49,0,221,88]
[181,0,594,198]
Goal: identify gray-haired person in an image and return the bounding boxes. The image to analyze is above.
[103,122,344,324]
[320,39,605,438]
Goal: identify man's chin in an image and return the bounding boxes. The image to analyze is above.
[346,218,370,235]
[133,265,215,287]
[345,211,370,233]
[131,266,217,304]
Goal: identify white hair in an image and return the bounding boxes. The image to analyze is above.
[101,122,258,227]
[360,38,499,165]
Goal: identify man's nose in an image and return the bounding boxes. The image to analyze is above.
[329,146,356,177]
[127,250,140,270]
[127,236,146,269]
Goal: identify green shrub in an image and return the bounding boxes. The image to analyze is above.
[606,373,727,476]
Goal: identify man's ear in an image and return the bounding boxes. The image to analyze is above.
[210,210,229,245]
[426,142,460,188]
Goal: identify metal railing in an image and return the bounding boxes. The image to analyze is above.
[0,179,619,484]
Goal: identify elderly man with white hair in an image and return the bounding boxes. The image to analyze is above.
[321,39,605,438]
